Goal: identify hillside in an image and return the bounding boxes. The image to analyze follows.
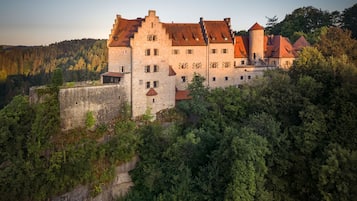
[0,39,108,108]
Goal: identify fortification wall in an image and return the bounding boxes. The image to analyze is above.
[59,84,127,131]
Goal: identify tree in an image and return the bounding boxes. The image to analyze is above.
[265,15,279,35]
[342,3,357,39]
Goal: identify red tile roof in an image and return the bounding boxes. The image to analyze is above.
[203,21,233,43]
[169,66,176,76]
[234,36,249,58]
[164,23,206,46]
[146,88,158,96]
[265,35,295,58]
[293,36,310,51]
[108,16,143,47]
[101,72,124,77]
[175,90,191,100]
[249,22,264,31]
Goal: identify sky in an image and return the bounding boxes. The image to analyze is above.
[0,0,355,46]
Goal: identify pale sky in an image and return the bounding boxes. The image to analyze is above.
[0,0,355,46]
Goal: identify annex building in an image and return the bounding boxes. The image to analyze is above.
[102,10,309,118]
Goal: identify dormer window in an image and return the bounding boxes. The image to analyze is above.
[113,36,118,41]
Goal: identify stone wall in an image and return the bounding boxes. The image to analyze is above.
[59,84,127,131]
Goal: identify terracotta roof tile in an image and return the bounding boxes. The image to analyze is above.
[108,16,143,47]
[101,72,124,77]
[175,90,191,100]
[203,21,233,43]
[234,36,249,58]
[164,23,206,46]
[265,35,295,58]
[293,36,310,51]
[169,66,176,76]
[146,88,158,96]
[249,22,264,31]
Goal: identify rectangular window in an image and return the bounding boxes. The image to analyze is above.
[211,49,217,54]
[186,49,193,54]
[181,76,186,82]
[153,65,159,72]
[212,77,216,81]
[241,60,245,65]
[172,49,180,55]
[147,34,157,41]
[248,75,251,79]
[145,65,150,73]
[225,76,228,81]
[154,49,159,56]
[146,81,150,89]
[179,63,188,69]
[240,76,244,80]
[153,81,159,88]
[223,62,230,68]
[210,62,218,68]
[222,49,228,54]
[193,62,202,69]
[145,49,150,56]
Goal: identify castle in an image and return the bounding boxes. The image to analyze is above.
[102,10,309,118]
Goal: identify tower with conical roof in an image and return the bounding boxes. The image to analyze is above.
[248,22,264,64]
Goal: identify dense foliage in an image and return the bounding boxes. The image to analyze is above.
[119,31,357,201]
[0,75,139,200]
[0,39,108,108]
[265,4,357,43]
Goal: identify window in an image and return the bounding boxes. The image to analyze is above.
[181,76,186,82]
[193,62,202,69]
[121,66,124,72]
[223,62,230,68]
[248,75,251,79]
[240,76,244,80]
[152,98,155,103]
[225,76,228,81]
[147,35,157,41]
[179,63,188,69]
[211,49,217,54]
[241,60,245,65]
[154,49,159,56]
[153,65,159,72]
[145,65,150,73]
[186,49,193,54]
[222,49,228,54]
[145,49,150,56]
[146,81,150,88]
[210,62,218,68]
[172,49,179,55]
[285,61,290,66]
[153,81,159,88]
[212,77,216,81]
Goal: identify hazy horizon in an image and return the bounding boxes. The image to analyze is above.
[0,0,355,46]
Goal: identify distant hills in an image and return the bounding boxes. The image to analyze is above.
[0,39,108,108]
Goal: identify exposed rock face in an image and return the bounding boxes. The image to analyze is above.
[52,156,139,201]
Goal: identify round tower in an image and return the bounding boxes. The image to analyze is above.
[248,22,264,64]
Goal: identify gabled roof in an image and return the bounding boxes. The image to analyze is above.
[249,22,264,31]
[108,16,143,47]
[169,66,176,76]
[101,72,124,77]
[234,36,249,58]
[175,90,191,101]
[293,36,310,51]
[164,23,206,46]
[265,35,295,58]
[203,21,233,43]
[146,88,158,96]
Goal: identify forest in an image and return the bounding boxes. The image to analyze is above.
[0,4,357,201]
[0,39,108,108]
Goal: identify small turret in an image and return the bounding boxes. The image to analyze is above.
[248,22,264,64]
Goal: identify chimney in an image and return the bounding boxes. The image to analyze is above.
[224,18,231,26]
[148,10,156,16]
